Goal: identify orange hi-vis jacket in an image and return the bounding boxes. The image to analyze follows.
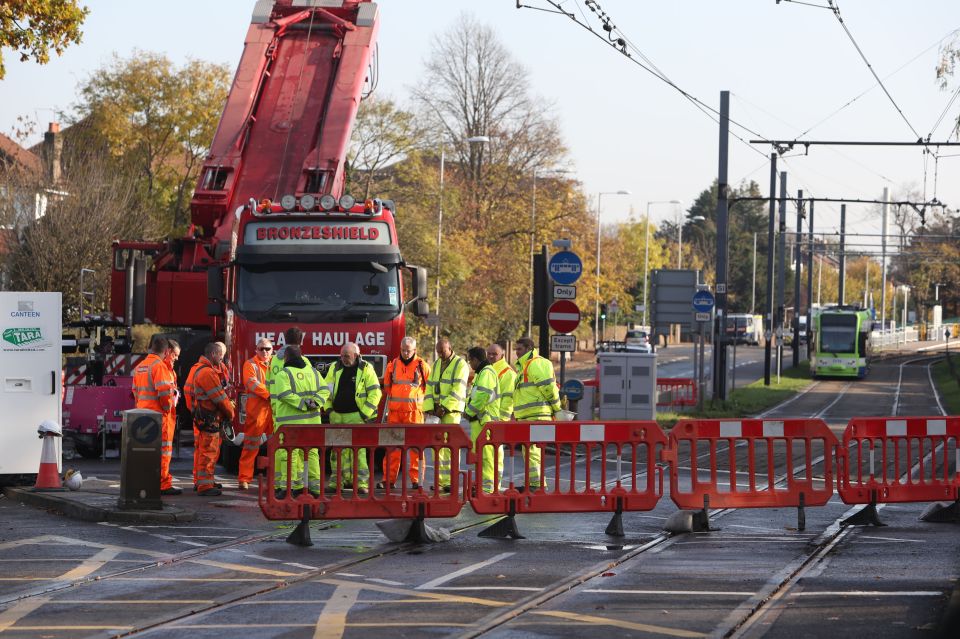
[242,356,271,431]
[383,356,430,423]
[132,353,175,414]
[183,361,202,412]
[193,357,236,421]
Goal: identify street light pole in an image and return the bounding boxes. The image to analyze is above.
[595,190,630,344]
[433,147,445,349]
[529,168,569,335]
[643,200,681,328]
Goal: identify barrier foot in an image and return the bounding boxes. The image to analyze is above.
[605,499,625,537]
[840,500,886,528]
[920,499,960,523]
[286,509,314,547]
[797,492,806,532]
[479,503,525,540]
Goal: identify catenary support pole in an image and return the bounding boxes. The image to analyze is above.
[713,91,731,400]
[764,154,777,386]
[777,172,787,379]
[880,187,889,328]
[839,204,847,305]
[806,200,814,360]
[793,190,803,368]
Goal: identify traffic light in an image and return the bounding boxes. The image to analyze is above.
[600,303,607,320]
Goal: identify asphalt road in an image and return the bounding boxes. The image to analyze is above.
[0,346,955,638]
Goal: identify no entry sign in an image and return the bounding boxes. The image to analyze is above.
[547,300,581,333]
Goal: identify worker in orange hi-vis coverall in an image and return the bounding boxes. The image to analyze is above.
[237,337,273,490]
[184,342,227,490]
[132,334,178,495]
[160,339,182,495]
[380,336,430,489]
[192,342,235,496]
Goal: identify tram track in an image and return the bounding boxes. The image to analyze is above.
[453,351,950,638]
[3,351,947,638]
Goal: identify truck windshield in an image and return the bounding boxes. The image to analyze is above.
[237,264,401,321]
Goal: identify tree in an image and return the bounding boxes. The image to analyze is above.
[938,38,960,137]
[411,14,566,219]
[0,0,88,79]
[7,142,151,320]
[682,180,775,313]
[391,14,591,347]
[66,51,230,234]
[347,97,422,199]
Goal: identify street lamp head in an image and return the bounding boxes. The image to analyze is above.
[692,215,706,222]
[466,136,490,144]
[617,190,631,195]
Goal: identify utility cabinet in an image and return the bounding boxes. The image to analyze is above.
[598,352,657,420]
[0,292,62,481]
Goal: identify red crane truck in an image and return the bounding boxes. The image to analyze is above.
[109,0,428,459]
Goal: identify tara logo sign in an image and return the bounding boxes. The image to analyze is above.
[3,327,44,347]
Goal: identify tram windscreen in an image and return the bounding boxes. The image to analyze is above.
[819,314,857,354]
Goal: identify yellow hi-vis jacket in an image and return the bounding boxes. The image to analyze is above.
[464,364,500,426]
[512,349,561,420]
[490,358,517,420]
[323,359,382,421]
[422,354,469,415]
[272,358,329,425]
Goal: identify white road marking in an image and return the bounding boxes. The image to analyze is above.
[284,562,319,570]
[794,590,943,597]
[415,552,515,590]
[585,589,753,596]
[243,554,282,563]
[365,578,405,586]
[431,586,543,592]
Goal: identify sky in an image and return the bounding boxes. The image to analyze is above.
[2,0,959,251]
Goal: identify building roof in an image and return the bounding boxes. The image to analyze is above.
[0,131,41,173]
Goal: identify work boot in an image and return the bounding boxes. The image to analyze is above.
[356,487,368,496]
[410,482,420,490]
[274,489,289,500]
[238,481,250,490]
[375,481,395,490]
[199,488,222,497]
[160,487,183,496]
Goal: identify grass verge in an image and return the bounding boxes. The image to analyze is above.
[657,363,815,430]
[932,360,960,416]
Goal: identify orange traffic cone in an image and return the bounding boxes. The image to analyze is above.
[34,422,64,491]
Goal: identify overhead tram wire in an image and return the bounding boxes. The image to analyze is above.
[826,0,925,143]
[793,25,960,140]
[523,0,771,160]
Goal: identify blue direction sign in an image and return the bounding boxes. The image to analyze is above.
[561,378,585,402]
[692,290,716,313]
[548,251,583,285]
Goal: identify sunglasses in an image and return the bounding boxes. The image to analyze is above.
[257,347,273,352]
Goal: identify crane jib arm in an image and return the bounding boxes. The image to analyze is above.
[190,0,379,241]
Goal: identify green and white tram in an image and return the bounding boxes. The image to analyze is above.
[811,307,872,379]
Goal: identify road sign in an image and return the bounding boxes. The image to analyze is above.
[716,283,727,294]
[551,334,577,352]
[695,312,711,322]
[692,290,715,313]
[548,251,583,285]
[547,300,581,333]
[561,378,584,401]
[651,269,700,333]
[553,285,577,300]
[608,300,619,315]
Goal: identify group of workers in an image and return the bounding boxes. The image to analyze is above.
[131,329,564,498]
